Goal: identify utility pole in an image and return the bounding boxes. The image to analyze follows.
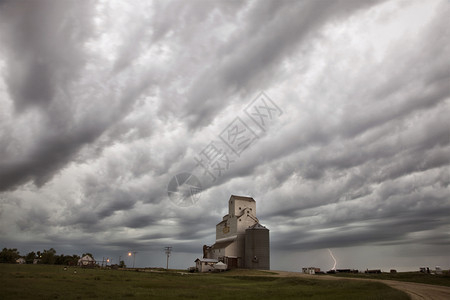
[164,247,172,270]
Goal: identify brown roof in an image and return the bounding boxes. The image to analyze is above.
[212,240,234,249]
[230,195,255,202]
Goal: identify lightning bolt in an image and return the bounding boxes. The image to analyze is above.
[328,249,337,270]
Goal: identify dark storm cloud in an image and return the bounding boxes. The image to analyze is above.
[0,0,156,191]
[0,0,95,190]
[0,0,448,270]
[266,175,450,251]
[0,0,93,111]
[182,0,384,129]
[274,214,450,251]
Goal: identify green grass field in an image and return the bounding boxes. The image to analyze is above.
[0,264,409,299]
[330,271,450,287]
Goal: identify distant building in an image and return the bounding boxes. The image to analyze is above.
[16,258,26,264]
[302,267,321,274]
[336,269,358,273]
[365,269,382,274]
[78,255,95,267]
[202,195,270,269]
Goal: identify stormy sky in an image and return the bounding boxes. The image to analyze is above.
[0,0,449,271]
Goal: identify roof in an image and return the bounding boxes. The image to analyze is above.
[212,240,234,249]
[79,255,95,262]
[195,258,218,263]
[217,218,228,225]
[230,195,255,202]
[247,223,268,230]
[215,235,237,243]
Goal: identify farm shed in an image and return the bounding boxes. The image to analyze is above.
[195,258,218,272]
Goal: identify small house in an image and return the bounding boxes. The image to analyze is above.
[195,258,218,272]
[78,255,96,267]
[302,267,320,274]
[16,258,26,264]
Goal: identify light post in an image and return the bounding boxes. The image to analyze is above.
[128,251,137,268]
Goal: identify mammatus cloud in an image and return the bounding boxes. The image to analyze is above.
[0,0,448,270]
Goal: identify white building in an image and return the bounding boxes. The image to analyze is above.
[302,267,321,274]
[195,258,218,272]
[202,195,270,269]
[16,258,26,264]
[78,255,95,267]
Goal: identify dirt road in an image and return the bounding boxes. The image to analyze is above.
[377,280,450,300]
[270,271,450,299]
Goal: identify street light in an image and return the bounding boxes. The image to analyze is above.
[128,251,137,268]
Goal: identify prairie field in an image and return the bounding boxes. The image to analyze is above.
[330,271,450,287]
[0,264,409,299]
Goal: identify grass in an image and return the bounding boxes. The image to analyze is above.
[330,271,450,287]
[0,264,408,299]
[215,268,279,276]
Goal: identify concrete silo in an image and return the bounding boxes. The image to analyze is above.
[245,223,270,270]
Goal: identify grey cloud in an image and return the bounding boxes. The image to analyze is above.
[0,0,93,112]
[0,0,448,271]
[182,0,385,129]
[0,1,163,191]
[271,205,450,251]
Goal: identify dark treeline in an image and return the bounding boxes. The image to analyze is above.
[0,248,94,265]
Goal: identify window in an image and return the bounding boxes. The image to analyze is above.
[239,207,241,210]
[239,219,241,221]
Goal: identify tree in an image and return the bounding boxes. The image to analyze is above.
[41,248,56,264]
[54,254,65,265]
[25,251,36,264]
[70,254,80,266]
[0,248,20,263]
[56,254,79,266]
[119,260,126,268]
